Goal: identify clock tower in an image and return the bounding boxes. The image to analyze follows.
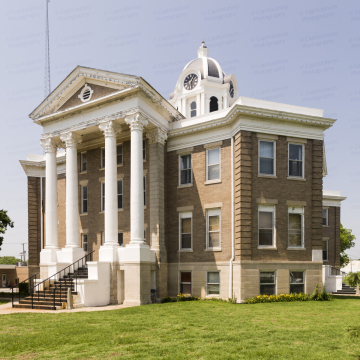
[169,41,238,118]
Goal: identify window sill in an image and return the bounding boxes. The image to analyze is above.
[323,225,329,228]
[205,180,221,185]
[287,177,306,181]
[205,248,222,252]
[258,174,277,179]
[79,171,87,175]
[179,249,193,252]
[80,213,88,216]
[144,206,147,210]
[118,209,123,212]
[287,247,306,250]
[99,211,104,214]
[178,184,193,189]
[99,168,105,171]
[257,246,277,250]
[143,159,146,162]
[117,164,123,167]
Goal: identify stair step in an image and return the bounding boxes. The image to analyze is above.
[13,304,57,310]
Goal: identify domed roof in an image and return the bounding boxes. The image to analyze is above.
[183,42,224,81]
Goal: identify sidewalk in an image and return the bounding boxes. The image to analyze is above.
[0,301,135,315]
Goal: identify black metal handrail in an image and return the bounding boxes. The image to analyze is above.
[330,267,341,276]
[29,250,94,310]
[11,273,38,308]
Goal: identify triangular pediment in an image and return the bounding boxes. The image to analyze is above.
[30,66,140,120]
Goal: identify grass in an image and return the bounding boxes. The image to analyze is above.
[0,301,8,305]
[0,297,360,359]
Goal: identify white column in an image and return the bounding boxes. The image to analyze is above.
[200,93,205,115]
[181,98,187,117]
[60,131,82,248]
[223,94,229,109]
[125,113,148,244]
[99,119,121,246]
[196,94,201,116]
[40,136,59,266]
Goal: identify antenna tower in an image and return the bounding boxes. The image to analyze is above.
[44,0,51,98]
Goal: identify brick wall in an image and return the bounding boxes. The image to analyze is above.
[165,139,232,264]
[28,177,41,266]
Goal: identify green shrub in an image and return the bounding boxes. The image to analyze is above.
[309,283,319,300]
[18,282,29,295]
[161,296,176,303]
[176,294,200,302]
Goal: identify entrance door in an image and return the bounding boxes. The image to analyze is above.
[2,274,6,287]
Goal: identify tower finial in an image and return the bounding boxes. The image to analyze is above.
[197,41,208,58]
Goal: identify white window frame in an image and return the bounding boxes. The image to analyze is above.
[81,152,87,172]
[289,270,306,294]
[206,147,221,182]
[258,140,276,176]
[117,143,123,166]
[179,153,192,186]
[143,176,146,207]
[258,205,276,248]
[288,143,305,178]
[117,179,123,210]
[179,211,192,251]
[179,271,192,295]
[101,182,105,212]
[322,240,328,261]
[81,185,88,214]
[81,233,88,252]
[322,208,329,227]
[206,208,221,250]
[206,271,220,296]
[101,147,105,169]
[259,270,277,295]
[288,207,305,249]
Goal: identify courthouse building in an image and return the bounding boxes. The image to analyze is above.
[19,42,345,306]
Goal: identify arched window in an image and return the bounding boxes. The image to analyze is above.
[190,101,197,117]
[210,97,218,112]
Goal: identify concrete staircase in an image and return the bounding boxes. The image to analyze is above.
[332,283,357,295]
[13,266,88,310]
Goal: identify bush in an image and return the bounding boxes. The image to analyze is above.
[245,285,333,304]
[18,282,29,295]
[161,294,200,303]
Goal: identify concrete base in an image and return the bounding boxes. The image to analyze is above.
[40,248,58,264]
[99,244,119,263]
[57,247,85,265]
[120,243,156,306]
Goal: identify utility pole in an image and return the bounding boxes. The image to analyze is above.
[20,243,26,264]
[44,0,51,98]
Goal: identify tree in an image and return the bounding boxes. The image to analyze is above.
[0,256,21,265]
[340,223,356,268]
[343,272,360,295]
[0,210,14,250]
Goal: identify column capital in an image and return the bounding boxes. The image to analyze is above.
[60,131,82,148]
[125,113,148,132]
[146,128,168,145]
[99,118,121,138]
[40,136,60,153]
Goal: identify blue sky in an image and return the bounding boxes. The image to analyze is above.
[1,0,359,261]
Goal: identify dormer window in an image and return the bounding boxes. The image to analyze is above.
[78,84,93,103]
[210,96,218,112]
[190,101,197,117]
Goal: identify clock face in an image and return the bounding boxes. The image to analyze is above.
[229,81,234,98]
[184,73,198,90]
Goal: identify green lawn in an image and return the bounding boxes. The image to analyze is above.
[0,301,8,305]
[1,297,360,359]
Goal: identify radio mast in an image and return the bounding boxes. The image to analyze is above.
[44,0,51,98]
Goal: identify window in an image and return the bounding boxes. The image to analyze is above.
[206,147,220,181]
[179,212,192,250]
[290,271,305,293]
[288,144,304,177]
[179,154,192,185]
[209,96,218,112]
[322,240,328,261]
[288,207,304,248]
[117,144,123,165]
[118,232,123,247]
[207,272,220,295]
[81,152,87,172]
[260,271,276,295]
[258,205,275,247]
[190,101,196,117]
[117,180,123,210]
[206,209,221,249]
[143,176,146,207]
[259,140,275,175]
[101,231,105,245]
[322,209,328,226]
[101,182,105,212]
[143,139,146,160]
[81,234,88,252]
[180,272,191,295]
[101,148,105,168]
[81,185,88,214]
